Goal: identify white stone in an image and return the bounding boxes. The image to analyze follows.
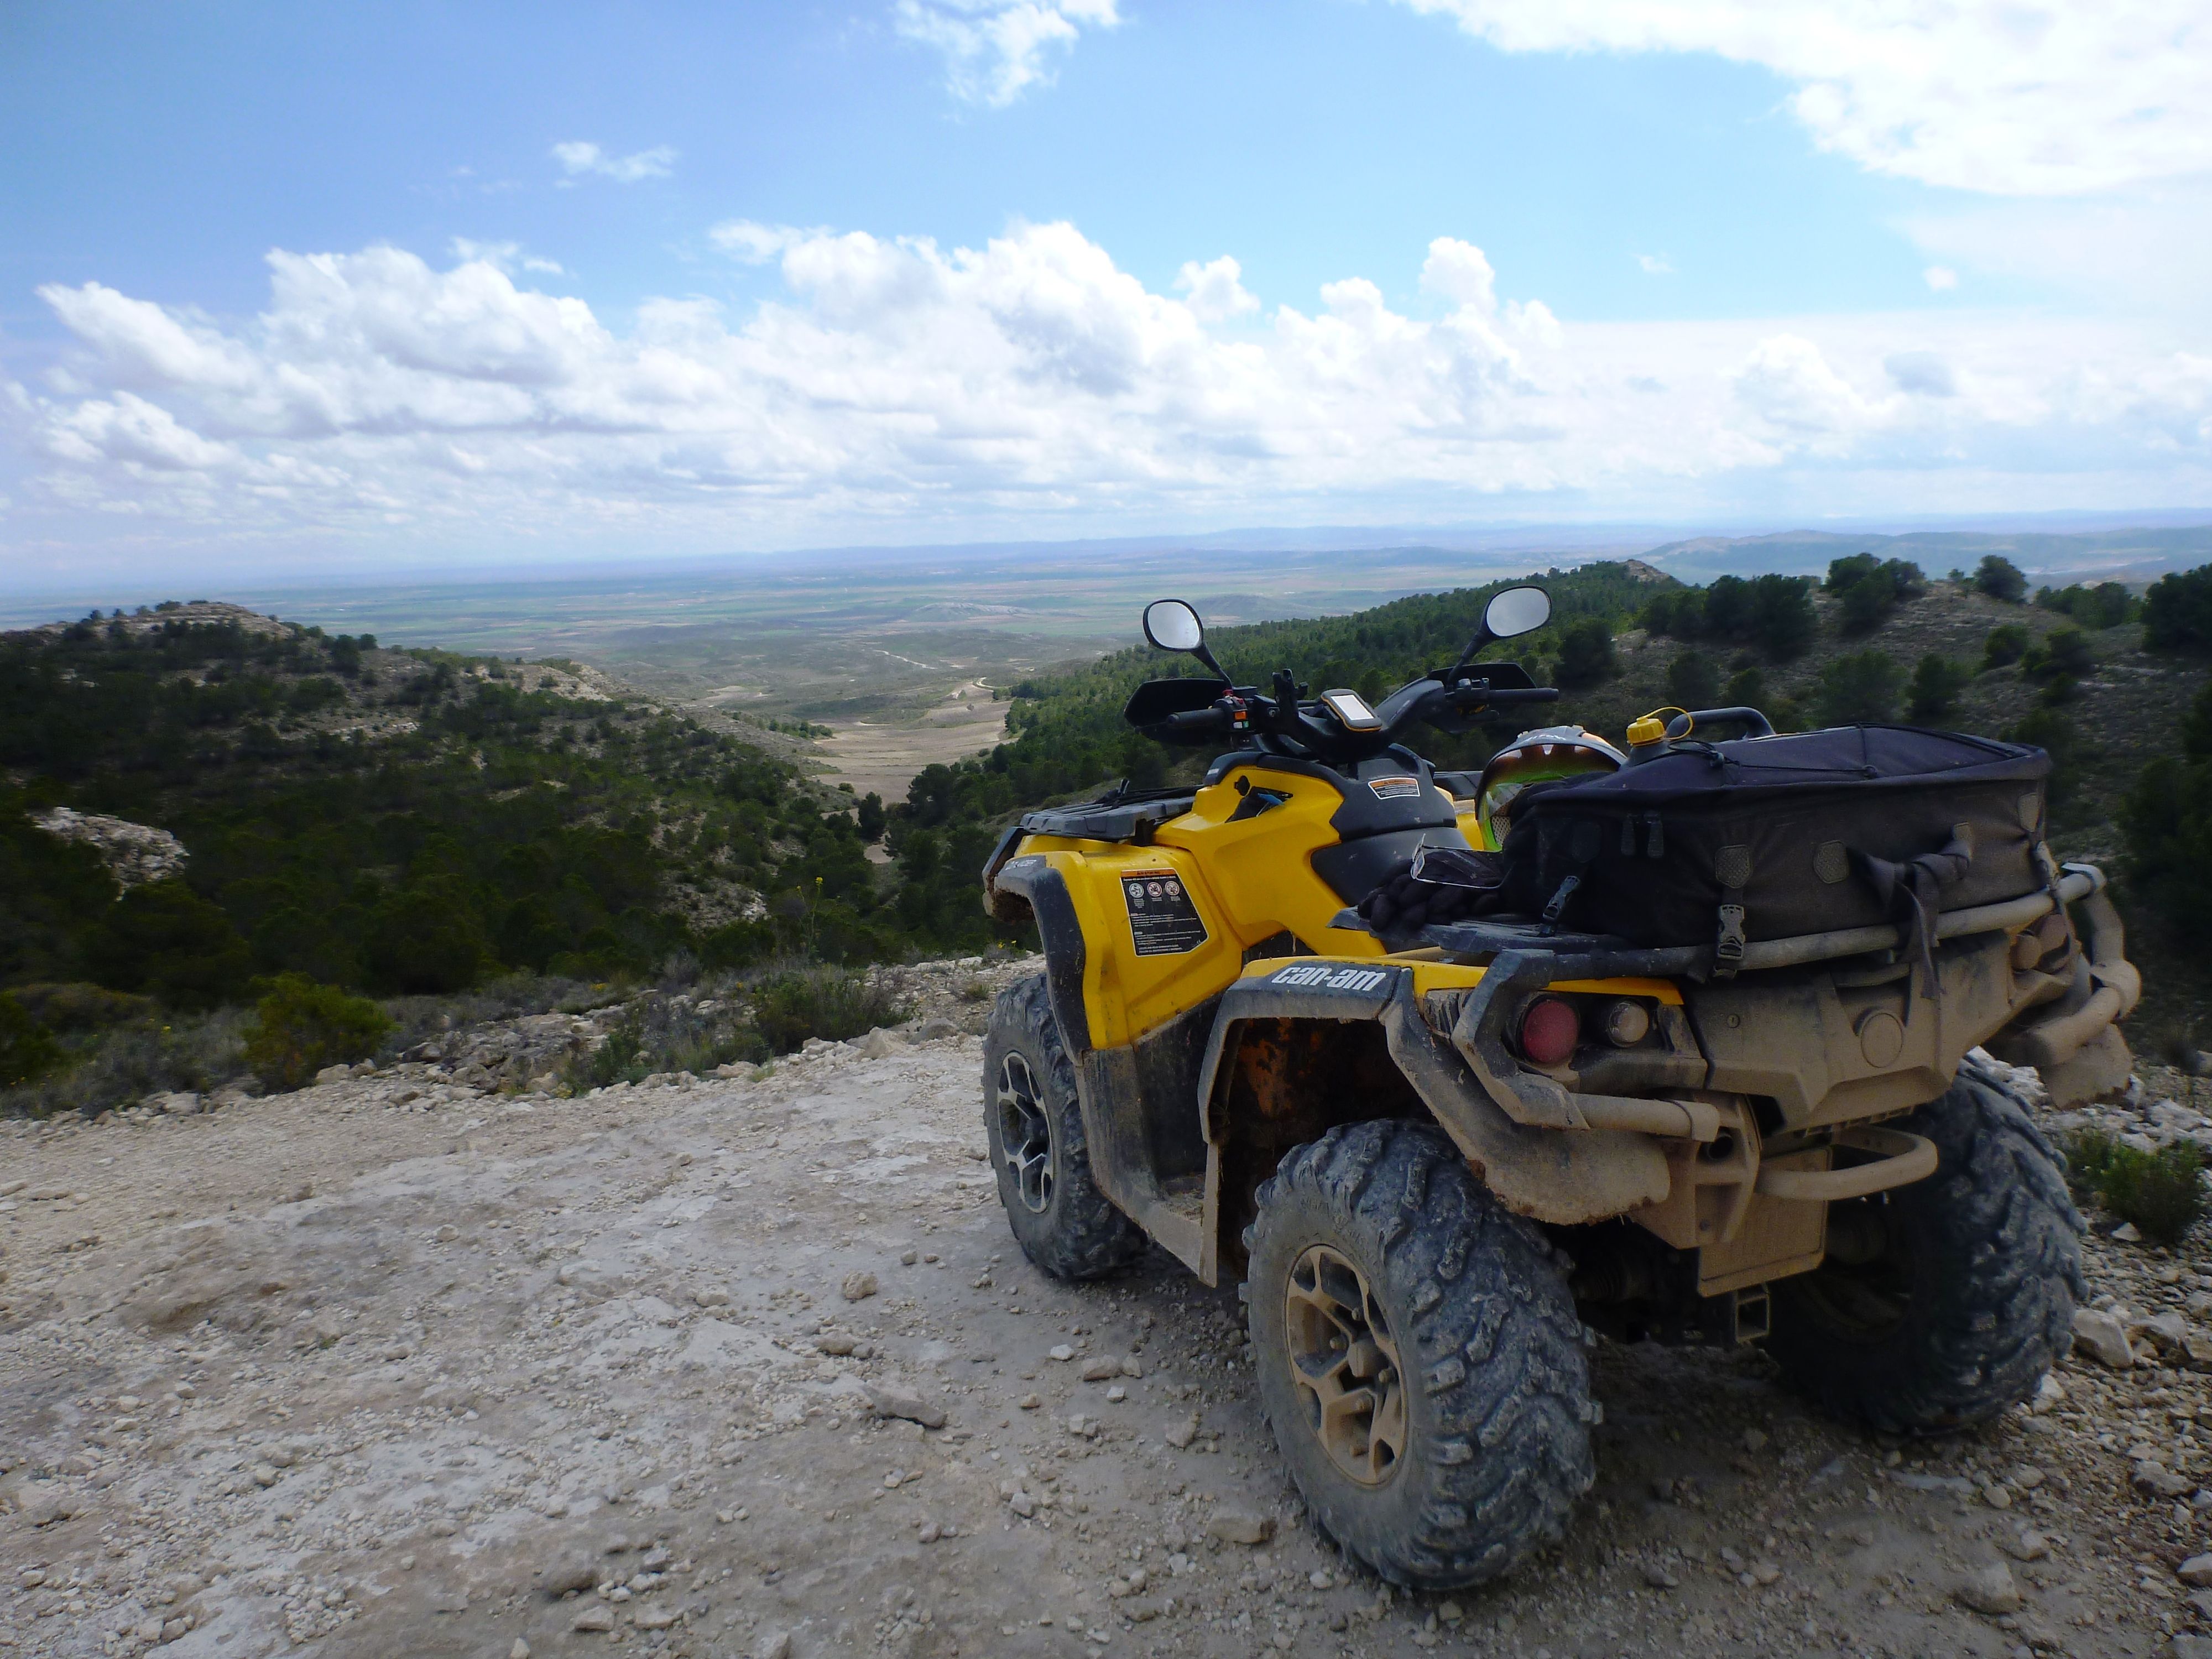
[2072,1307,2133,1369]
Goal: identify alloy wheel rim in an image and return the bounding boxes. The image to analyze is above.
[995,1053,1053,1214]
[1284,1243,1407,1486]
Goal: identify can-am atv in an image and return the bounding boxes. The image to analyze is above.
[978,586,2137,1589]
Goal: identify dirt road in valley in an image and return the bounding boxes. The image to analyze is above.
[1,956,2207,1659]
[815,684,1009,806]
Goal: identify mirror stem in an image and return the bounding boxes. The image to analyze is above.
[1446,626,1494,685]
[1191,641,1230,684]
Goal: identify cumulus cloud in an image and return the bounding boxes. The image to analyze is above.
[550,140,675,183]
[1923,265,1959,291]
[894,0,1119,107]
[14,225,2212,546]
[451,238,566,275]
[1733,334,1884,442]
[1173,255,1259,323]
[1396,0,2212,197]
[1886,350,1957,396]
[1637,253,1673,276]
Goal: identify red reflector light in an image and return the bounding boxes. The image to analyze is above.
[1518,997,1580,1066]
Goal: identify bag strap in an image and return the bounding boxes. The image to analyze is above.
[1850,825,1975,1000]
[1713,844,1751,979]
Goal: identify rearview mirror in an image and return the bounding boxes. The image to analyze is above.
[1143,599,1206,654]
[1484,586,1550,640]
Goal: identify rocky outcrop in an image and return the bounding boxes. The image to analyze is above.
[30,807,187,888]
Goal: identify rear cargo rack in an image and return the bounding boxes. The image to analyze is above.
[1331,863,2104,982]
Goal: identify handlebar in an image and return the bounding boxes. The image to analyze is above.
[1134,662,1561,758]
[1464,686,1559,706]
[1161,705,1233,736]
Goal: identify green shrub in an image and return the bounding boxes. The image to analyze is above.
[83,880,253,1010]
[857,792,888,843]
[1813,650,1902,726]
[2122,754,2212,945]
[1555,618,1619,688]
[2145,564,2212,652]
[1974,555,2028,603]
[3,1006,251,1119]
[1905,654,1970,722]
[2010,709,2080,811]
[2021,627,2094,682]
[1981,623,2030,670]
[752,968,910,1055]
[2036,581,2138,630]
[2100,1142,2205,1246]
[1749,575,1817,661]
[0,993,63,1089]
[2062,1126,2205,1245]
[567,992,772,1088]
[242,974,393,1092]
[1724,665,1765,708]
[1827,555,1926,635]
[1666,649,1719,710]
[4,982,155,1032]
[2060,1126,2119,1202]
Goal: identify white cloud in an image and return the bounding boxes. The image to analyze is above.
[1396,0,2212,197]
[1886,349,1957,396]
[709,220,805,263]
[550,140,675,183]
[1733,334,1884,441]
[13,224,2212,552]
[1904,180,2212,314]
[1923,265,1959,291]
[894,0,1119,107]
[1173,255,1259,323]
[450,238,566,275]
[1637,253,1674,276]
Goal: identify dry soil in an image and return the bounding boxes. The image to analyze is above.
[3,961,2210,1659]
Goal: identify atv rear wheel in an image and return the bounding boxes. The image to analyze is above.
[982,975,1147,1281]
[1768,1057,2084,1435]
[1244,1120,1594,1589]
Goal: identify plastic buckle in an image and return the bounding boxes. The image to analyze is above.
[1714,902,1747,978]
[1540,873,1582,933]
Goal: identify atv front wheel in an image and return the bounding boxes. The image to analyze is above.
[1244,1120,1594,1589]
[1767,1056,2084,1434]
[982,975,1147,1281]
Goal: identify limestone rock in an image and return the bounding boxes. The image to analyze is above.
[2072,1307,2133,1369]
[1207,1506,1275,1546]
[841,1271,878,1302]
[32,807,187,887]
[865,1384,947,1430]
[1955,1561,2022,1615]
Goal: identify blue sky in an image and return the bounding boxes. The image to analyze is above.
[2,1,2208,587]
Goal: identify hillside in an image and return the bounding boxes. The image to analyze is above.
[0,602,1023,1115]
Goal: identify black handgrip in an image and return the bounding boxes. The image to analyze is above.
[1160,706,1232,735]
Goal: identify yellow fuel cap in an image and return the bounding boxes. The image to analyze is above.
[1626,707,1687,747]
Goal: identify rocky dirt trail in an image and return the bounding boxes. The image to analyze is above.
[4,962,2211,1659]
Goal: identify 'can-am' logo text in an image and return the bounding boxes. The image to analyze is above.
[1269,964,1390,992]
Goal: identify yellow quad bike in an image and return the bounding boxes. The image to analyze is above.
[978,587,2137,1589]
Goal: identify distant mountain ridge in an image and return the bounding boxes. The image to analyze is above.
[1642,525,2212,584]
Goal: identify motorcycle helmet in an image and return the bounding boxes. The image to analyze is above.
[1474,724,1627,848]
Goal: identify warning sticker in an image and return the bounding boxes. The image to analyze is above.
[1121,869,1208,957]
[1367,775,1422,800]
